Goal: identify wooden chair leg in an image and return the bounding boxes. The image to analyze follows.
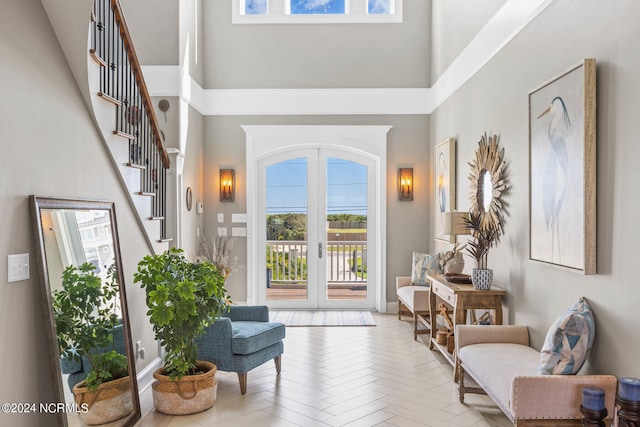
[274,356,281,374]
[398,301,402,320]
[458,363,465,403]
[413,314,418,340]
[237,372,247,395]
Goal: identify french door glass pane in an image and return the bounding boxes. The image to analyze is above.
[290,0,345,14]
[266,158,308,301]
[326,158,367,301]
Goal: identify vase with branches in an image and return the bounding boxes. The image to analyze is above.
[196,232,242,280]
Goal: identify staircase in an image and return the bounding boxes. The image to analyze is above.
[42,0,173,254]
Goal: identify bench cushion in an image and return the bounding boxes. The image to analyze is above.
[397,285,430,312]
[459,343,539,418]
[231,321,286,355]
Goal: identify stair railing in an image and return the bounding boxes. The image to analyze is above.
[90,0,170,241]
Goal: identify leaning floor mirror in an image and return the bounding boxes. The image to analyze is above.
[30,196,140,427]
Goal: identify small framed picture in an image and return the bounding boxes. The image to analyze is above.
[434,138,456,244]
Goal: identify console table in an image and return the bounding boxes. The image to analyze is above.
[427,273,506,381]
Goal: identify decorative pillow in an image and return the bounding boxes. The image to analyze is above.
[410,252,429,286]
[539,297,595,375]
[426,253,443,275]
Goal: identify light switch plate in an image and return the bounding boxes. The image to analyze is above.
[217,213,224,223]
[8,253,30,282]
[232,227,247,237]
[232,213,247,223]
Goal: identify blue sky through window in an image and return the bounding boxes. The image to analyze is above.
[327,158,367,215]
[245,0,267,15]
[290,0,345,15]
[368,0,391,14]
[266,158,367,215]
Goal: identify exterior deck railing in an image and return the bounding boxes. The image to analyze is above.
[266,240,367,286]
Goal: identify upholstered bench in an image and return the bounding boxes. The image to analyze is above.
[196,305,285,394]
[456,299,618,426]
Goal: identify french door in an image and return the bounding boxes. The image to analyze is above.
[258,148,376,309]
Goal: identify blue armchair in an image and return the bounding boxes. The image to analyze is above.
[196,305,285,394]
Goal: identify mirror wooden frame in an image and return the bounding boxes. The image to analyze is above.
[30,196,140,427]
[468,133,507,235]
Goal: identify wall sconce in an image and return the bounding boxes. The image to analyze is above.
[442,212,471,236]
[398,168,413,201]
[220,169,235,202]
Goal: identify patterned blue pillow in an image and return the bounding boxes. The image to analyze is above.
[410,252,429,286]
[539,297,595,375]
[425,253,442,275]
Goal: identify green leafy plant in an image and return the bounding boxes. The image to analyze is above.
[464,212,501,270]
[53,262,128,390]
[134,248,229,380]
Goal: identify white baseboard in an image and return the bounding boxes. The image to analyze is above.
[386,302,397,314]
[136,357,162,394]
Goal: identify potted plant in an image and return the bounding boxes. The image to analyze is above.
[464,211,501,289]
[53,262,133,425]
[134,248,229,415]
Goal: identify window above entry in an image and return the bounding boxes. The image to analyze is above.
[234,0,402,24]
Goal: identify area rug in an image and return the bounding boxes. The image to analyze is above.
[269,311,376,327]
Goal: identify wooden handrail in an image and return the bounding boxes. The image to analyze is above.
[110,0,170,169]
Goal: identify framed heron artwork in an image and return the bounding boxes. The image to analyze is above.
[528,58,596,274]
[434,138,456,243]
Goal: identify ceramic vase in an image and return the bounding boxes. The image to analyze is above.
[445,253,465,274]
[471,268,493,290]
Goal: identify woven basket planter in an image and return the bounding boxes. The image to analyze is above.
[152,360,218,415]
[72,375,133,425]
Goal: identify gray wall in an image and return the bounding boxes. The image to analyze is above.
[0,1,157,425]
[430,0,506,83]
[429,0,640,377]
[202,0,431,89]
[203,115,430,304]
[181,103,205,258]
[120,0,179,66]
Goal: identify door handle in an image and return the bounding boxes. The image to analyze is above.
[318,242,323,259]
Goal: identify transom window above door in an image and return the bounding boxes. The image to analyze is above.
[234,0,402,24]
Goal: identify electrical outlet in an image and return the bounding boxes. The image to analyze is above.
[8,254,30,282]
[217,227,227,237]
[136,340,145,360]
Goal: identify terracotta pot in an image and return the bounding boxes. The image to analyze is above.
[152,360,217,415]
[471,268,493,290]
[72,375,133,425]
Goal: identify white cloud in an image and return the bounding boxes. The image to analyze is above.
[299,0,334,10]
[368,0,390,14]
[246,0,267,14]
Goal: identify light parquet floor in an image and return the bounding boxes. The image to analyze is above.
[136,313,511,427]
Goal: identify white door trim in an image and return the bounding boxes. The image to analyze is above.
[244,125,390,312]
